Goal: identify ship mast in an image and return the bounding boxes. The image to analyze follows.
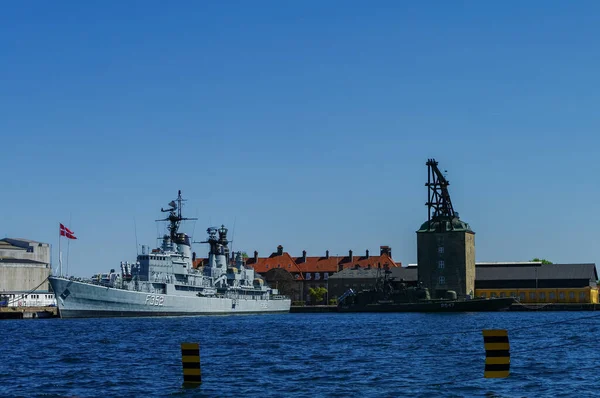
[156,190,197,241]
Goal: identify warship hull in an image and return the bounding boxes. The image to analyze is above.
[50,277,291,319]
[337,297,515,313]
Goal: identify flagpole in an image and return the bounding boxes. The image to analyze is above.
[67,214,72,276]
[58,225,62,277]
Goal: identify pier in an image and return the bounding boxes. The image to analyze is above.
[0,306,58,319]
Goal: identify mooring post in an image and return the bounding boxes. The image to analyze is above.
[482,329,510,378]
[181,342,202,387]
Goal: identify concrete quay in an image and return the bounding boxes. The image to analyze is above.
[292,303,600,313]
[509,303,600,311]
[290,305,338,313]
[0,306,58,319]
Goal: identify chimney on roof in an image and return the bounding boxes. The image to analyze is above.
[380,245,391,257]
[302,250,307,263]
[277,245,283,256]
[366,249,370,259]
[326,250,329,259]
[349,250,353,265]
[192,252,196,263]
[254,251,258,262]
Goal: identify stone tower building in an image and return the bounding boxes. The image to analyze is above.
[416,159,475,299]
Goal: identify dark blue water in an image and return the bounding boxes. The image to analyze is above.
[0,312,597,397]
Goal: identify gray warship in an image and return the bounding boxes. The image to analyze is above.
[49,191,291,318]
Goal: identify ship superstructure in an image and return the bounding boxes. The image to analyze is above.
[49,191,291,318]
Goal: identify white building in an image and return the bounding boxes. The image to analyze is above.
[0,238,55,307]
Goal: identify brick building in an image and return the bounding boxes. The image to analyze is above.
[246,245,400,303]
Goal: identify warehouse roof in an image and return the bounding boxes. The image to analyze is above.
[476,263,598,281]
[0,240,24,250]
[0,257,47,265]
[390,266,418,281]
[0,238,47,248]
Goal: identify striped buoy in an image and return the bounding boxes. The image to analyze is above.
[482,329,510,378]
[181,342,202,387]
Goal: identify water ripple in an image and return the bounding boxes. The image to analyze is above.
[0,312,597,397]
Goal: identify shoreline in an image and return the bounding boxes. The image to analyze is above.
[291,303,600,313]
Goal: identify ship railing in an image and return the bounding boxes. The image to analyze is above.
[271,295,289,300]
[338,289,356,303]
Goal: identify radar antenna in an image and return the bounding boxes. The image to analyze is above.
[155,190,198,241]
[195,225,229,257]
[425,159,456,230]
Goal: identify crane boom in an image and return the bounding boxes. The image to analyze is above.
[425,159,456,230]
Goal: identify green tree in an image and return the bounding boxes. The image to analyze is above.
[241,252,249,259]
[308,287,328,304]
[531,258,553,264]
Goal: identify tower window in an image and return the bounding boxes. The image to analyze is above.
[437,236,444,246]
[438,260,445,269]
[438,247,444,254]
[439,276,445,284]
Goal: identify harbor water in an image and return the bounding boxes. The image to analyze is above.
[0,312,597,397]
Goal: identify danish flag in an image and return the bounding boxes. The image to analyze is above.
[60,223,77,240]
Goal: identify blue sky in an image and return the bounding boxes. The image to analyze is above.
[1,1,599,275]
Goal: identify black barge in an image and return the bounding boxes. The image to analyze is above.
[337,272,515,313]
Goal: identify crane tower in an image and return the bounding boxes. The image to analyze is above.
[416,159,475,299]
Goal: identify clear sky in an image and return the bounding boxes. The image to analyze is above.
[1,1,599,276]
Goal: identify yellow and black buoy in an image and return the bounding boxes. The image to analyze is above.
[482,329,510,378]
[181,342,202,387]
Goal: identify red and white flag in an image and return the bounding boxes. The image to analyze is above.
[60,223,77,240]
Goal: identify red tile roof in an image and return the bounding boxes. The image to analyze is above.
[200,247,400,277]
[336,253,398,270]
[249,251,399,274]
[248,252,305,278]
[294,256,342,273]
[193,258,207,269]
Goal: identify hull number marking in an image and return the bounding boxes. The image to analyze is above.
[146,295,165,306]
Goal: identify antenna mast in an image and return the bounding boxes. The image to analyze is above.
[134,217,139,255]
[156,190,198,240]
